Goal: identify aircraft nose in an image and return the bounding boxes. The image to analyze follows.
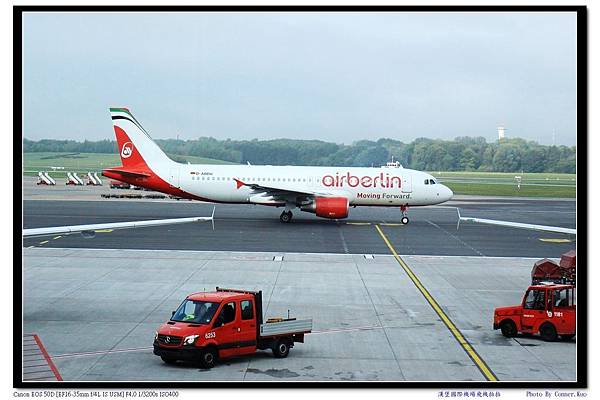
[444,185,454,201]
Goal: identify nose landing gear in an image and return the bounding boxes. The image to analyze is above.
[400,205,409,225]
[280,210,293,223]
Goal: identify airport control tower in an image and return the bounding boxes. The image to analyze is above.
[497,125,506,140]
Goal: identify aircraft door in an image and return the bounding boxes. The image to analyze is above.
[401,173,412,193]
[169,167,180,188]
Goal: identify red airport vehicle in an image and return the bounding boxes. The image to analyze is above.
[494,250,576,341]
[109,180,130,189]
[153,288,312,368]
[493,283,576,341]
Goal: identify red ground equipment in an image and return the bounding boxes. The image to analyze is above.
[531,251,576,285]
[109,180,130,189]
[494,250,576,341]
[153,288,312,368]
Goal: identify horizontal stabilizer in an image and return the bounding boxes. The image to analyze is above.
[102,168,151,178]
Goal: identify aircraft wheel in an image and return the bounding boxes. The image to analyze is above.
[280,211,293,223]
[401,216,409,225]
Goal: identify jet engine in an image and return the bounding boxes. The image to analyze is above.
[301,197,349,219]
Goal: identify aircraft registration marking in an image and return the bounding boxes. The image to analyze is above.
[375,224,498,382]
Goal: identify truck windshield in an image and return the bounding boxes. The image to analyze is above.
[171,300,219,324]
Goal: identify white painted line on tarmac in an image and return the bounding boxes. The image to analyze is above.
[22,247,549,260]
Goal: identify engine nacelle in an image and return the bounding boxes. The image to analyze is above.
[301,197,349,219]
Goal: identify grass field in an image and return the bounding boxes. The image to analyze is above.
[442,182,576,198]
[23,152,235,177]
[430,171,576,198]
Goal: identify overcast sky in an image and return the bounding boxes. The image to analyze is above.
[22,11,577,145]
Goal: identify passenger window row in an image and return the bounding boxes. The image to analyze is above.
[190,176,318,183]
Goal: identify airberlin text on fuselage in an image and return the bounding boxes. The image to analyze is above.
[322,172,401,188]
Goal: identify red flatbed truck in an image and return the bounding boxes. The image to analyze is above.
[153,287,312,368]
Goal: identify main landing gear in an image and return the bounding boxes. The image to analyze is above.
[280,210,293,223]
[400,205,410,225]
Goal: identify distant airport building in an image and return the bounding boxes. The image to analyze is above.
[497,125,506,141]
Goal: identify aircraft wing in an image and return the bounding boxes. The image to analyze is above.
[234,178,340,199]
[23,208,215,238]
[456,209,576,235]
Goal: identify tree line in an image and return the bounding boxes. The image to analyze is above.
[23,136,576,173]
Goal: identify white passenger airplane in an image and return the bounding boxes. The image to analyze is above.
[102,108,454,223]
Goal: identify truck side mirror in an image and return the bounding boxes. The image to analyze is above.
[171,311,176,317]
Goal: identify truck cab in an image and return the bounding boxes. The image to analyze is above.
[153,288,311,368]
[493,284,576,341]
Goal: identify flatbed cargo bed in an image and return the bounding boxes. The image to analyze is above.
[260,318,313,337]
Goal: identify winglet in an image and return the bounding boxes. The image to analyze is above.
[234,178,246,189]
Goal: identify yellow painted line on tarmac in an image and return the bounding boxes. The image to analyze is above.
[94,229,114,233]
[53,236,62,240]
[539,238,572,243]
[374,224,498,382]
[346,222,372,226]
[380,223,404,227]
[39,241,49,245]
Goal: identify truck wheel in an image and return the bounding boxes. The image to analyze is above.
[539,323,558,342]
[160,356,177,365]
[560,334,575,341]
[272,339,290,358]
[199,348,217,369]
[500,320,517,338]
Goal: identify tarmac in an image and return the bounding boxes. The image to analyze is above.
[22,248,576,382]
[23,197,576,258]
[20,176,579,382]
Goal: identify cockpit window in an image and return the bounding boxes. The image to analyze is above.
[429,179,436,185]
[424,179,429,185]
